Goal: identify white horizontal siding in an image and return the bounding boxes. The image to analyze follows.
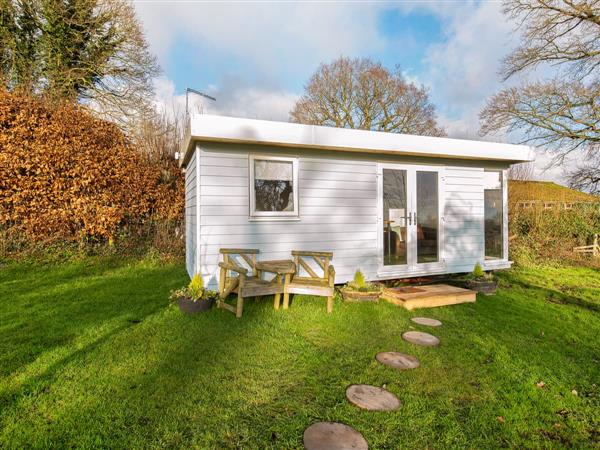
[198,205,379,217]
[201,223,375,235]
[443,166,485,272]
[199,165,247,177]
[187,145,503,286]
[201,215,377,226]
[185,151,197,277]
[301,170,375,183]
[197,146,377,288]
[445,184,484,193]
[298,179,376,190]
[200,231,377,246]
[201,176,247,186]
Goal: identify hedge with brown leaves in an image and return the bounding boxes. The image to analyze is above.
[0,90,183,242]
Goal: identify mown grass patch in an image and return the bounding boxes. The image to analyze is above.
[1,257,598,449]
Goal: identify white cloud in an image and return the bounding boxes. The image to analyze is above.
[411,2,573,183]
[136,2,385,126]
[422,2,516,131]
[134,2,385,84]
[153,76,298,123]
[138,1,573,184]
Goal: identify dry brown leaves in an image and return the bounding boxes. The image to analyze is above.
[0,90,183,242]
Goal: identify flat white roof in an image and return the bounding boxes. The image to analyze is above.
[181,114,534,166]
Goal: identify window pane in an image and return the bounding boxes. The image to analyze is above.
[416,171,439,263]
[254,159,294,212]
[484,171,503,259]
[383,169,407,266]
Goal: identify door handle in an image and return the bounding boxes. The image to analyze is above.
[407,212,417,226]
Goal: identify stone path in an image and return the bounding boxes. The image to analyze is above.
[346,384,401,411]
[303,422,368,450]
[411,317,442,327]
[402,330,440,347]
[303,317,442,449]
[376,351,420,370]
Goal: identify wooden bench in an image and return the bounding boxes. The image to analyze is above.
[218,248,285,318]
[283,251,335,313]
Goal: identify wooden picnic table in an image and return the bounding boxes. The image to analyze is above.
[255,259,296,310]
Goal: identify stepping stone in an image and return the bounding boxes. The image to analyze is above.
[345,384,401,411]
[303,422,368,450]
[402,331,440,347]
[376,351,420,370]
[411,317,442,327]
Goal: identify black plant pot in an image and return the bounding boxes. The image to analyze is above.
[177,296,215,314]
[466,279,498,296]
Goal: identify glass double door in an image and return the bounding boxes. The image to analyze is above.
[379,164,443,273]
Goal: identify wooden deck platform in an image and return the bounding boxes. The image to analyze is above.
[380,284,476,310]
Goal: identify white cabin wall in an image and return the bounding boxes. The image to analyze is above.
[196,144,378,289]
[443,167,485,273]
[189,142,511,287]
[184,150,198,277]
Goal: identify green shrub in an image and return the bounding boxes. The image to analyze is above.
[345,269,380,292]
[473,262,485,278]
[169,273,209,302]
[353,269,366,289]
[509,203,600,268]
[188,274,204,300]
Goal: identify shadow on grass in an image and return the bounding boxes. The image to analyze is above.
[0,320,133,411]
[0,258,186,378]
[1,263,598,448]
[18,294,399,449]
[32,299,290,448]
[499,271,600,313]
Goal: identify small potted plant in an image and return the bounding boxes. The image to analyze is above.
[340,269,381,302]
[465,263,498,295]
[170,274,218,314]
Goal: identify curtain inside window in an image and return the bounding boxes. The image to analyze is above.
[254,160,293,181]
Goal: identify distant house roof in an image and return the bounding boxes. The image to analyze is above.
[180,114,535,167]
[509,180,598,203]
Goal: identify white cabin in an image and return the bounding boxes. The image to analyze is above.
[180,114,534,289]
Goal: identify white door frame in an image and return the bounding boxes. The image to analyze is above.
[377,162,445,277]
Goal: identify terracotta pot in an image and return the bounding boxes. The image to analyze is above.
[177,296,215,314]
[466,279,498,296]
[340,287,381,303]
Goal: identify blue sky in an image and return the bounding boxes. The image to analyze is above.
[161,6,445,96]
[132,1,564,181]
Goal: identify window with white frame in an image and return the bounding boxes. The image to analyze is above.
[484,170,504,259]
[249,155,299,217]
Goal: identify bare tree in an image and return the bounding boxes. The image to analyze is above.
[1,0,160,131]
[481,80,600,162]
[291,57,445,136]
[501,0,600,79]
[508,161,536,180]
[567,153,600,194]
[134,101,185,165]
[480,0,600,165]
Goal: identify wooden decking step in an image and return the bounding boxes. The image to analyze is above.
[381,284,476,310]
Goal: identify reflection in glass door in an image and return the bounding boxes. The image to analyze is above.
[379,164,442,272]
[416,171,439,264]
[383,169,408,266]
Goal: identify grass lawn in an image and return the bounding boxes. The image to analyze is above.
[1,256,599,449]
